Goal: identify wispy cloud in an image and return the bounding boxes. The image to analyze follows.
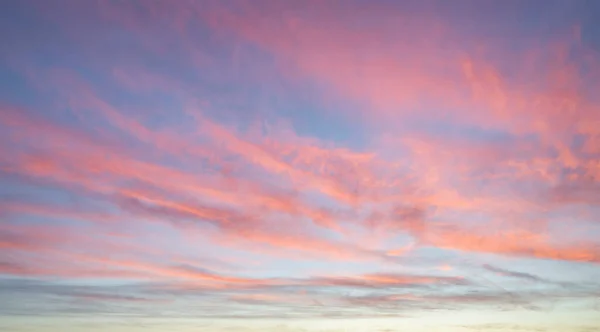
[1,0,600,329]
[481,264,547,283]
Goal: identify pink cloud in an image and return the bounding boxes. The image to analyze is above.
[424,226,599,263]
[1,1,599,323]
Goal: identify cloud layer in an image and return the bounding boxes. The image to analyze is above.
[1,0,600,331]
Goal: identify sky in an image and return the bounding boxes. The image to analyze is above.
[0,0,600,331]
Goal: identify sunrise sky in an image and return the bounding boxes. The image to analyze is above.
[1,0,599,331]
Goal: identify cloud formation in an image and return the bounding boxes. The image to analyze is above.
[1,0,600,330]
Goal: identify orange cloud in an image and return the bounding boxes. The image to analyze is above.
[425,227,599,263]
